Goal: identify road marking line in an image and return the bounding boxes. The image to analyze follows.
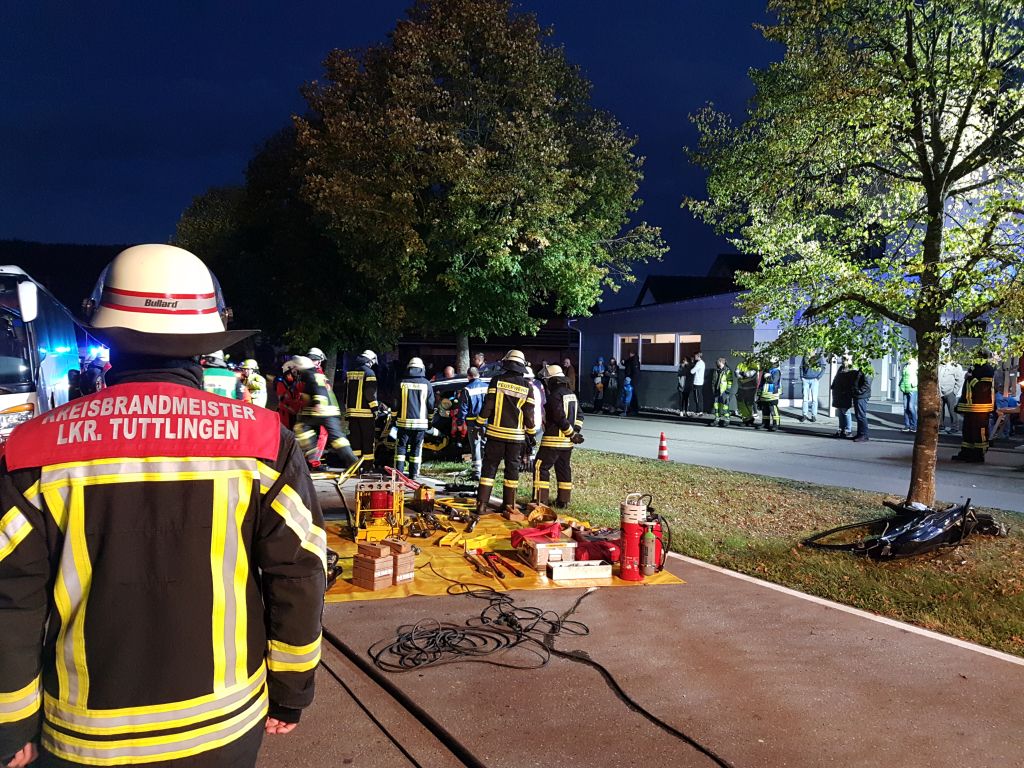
[668,552,1024,667]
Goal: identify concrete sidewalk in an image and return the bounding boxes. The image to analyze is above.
[268,549,1024,767]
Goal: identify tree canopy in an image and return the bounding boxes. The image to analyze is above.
[687,0,1024,504]
[295,0,665,368]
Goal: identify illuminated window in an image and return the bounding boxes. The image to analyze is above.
[614,333,702,369]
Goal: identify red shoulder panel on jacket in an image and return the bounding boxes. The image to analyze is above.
[5,383,281,471]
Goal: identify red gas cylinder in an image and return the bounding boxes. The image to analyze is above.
[619,494,647,581]
[370,489,391,519]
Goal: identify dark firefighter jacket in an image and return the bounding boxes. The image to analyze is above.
[0,365,325,766]
[539,378,582,449]
[395,371,436,430]
[735,369,759,399]
[458,378,489,424]
[479,370,537,443]
[757,367,782,401]
[711,365,734,395]
[345,360,378,419]
[957,361,996,414]
[296,367,341,418]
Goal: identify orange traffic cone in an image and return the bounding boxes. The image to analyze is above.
[657,432,669,461]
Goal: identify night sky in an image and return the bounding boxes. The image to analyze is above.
[0,1,778,307]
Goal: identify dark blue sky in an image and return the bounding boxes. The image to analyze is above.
[0,1,778,305]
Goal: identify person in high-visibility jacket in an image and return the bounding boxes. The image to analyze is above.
[202,349,244,399]
[709,357,735,427]
[241,358,268,408]
[0,245,324,768]
[458,367,489,480]
[472,350,536,529]
[735,363,759,427]
[952,350,996,463]
[289,356,358,470]
[532,364,583,507]
[756,360,782,431]
[393,358,435,480]
[345,350,379,462]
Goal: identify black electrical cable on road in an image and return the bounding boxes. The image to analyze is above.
[359,564,737,768]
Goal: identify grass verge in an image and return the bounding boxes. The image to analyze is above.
[427,449,1024,656]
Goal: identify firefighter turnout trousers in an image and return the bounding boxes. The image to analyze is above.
[296,415,356,468]
[477,439,522,510]
[395,428,425,479]
[533,447,572,506]
[0,379,326,767]
[348,416,375,462]
[758,397,780,429]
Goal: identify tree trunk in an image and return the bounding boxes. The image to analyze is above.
[324,348,338,384]
[907,332,940,506]
[455,333,470,374]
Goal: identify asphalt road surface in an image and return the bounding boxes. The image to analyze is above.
[581,413,1024,513]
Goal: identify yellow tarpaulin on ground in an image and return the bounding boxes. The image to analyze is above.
[325,514,683,603]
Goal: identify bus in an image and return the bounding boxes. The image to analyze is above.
[0,266,93,441]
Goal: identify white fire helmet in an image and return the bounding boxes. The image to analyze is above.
[240,359,259,371]
[361,349,378,366]
[307,347,325,362]
[283,355,315,374]
[84,244,254,356]
[407,357,425,370]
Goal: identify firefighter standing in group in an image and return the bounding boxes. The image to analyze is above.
[735,362,759,427]
[457,366,488,480]
[0,245,324,768]
[345,350,379,462]
[393,358,435,480]
[201,349,244,399]
[952,349,996,463]
[471,350,537,530]
[532,364,583,508]
[289,355,358,470]
[756,358,782,431]
[709,357,735,427]
[240,359,268,408]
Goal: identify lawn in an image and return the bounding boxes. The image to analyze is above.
[424,450,1024,657]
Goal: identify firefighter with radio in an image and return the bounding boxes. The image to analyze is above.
[532,364,583,508]
[393,357,435,480]
[345,350,379,462]
[471,350,537,530]
[289,355,358,470]
[952,349,996,463]
[458,366,488,480]
[0,244,325,768]
[240,358,268,408]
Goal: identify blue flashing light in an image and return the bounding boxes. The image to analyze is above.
[55,346,72,353]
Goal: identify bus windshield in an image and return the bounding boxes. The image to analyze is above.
[0,278,32,391]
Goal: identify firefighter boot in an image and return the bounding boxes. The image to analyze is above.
[556,484,571,508]
[502,483,518,512]
[533,485,549,506]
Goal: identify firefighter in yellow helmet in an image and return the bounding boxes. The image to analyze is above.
[240,358,268,408]
[0,245,325,767]
[471,349,537,531]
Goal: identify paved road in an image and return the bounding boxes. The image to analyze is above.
[581,413,1024,513]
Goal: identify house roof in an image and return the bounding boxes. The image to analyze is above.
[633,275,736,307]
[706,253,761,279]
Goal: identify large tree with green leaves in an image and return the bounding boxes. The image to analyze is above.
[295,0,665,372]
[687,0,1024,506]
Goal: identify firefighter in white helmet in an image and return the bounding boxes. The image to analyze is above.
[286,356,358,469]
[345,349,379,463]
[0,244,324,767]
[201,349,244,399]
[240,358,268,408]
[394,357,435,479]
[307,347,326,372]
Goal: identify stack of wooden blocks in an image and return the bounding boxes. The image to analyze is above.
[351,542,394,591]
[383,538,416,586]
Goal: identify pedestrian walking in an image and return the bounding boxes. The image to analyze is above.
[800,350,827,422]
[677,356,693,416]
[689,352,706,415]
[899,357,919,432]
[938,358,965,433]
[623,352,641,415]
[851,360,873,442]
[830,354,855,438]
[603,358,620,413]
[0,245,324,768]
